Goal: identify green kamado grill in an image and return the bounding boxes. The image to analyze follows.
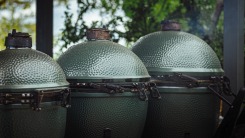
[132,20,232,138]
[0,30,70,138]
[57,28,157,138]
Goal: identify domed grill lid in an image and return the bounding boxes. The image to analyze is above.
[132,20,224,76]
[131,21,233,104]
[57,28,150,83]
[0,30,69,92]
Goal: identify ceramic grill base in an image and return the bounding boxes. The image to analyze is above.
[65,92,148,138]
[142,87,220,138]
[0,104,66,138]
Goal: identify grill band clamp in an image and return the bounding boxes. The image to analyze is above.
[151,72,235,107]
[70,82,161,101]
[0,88,71,111]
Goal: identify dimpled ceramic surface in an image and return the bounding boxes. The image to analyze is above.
[132,31,223,74]
[132,30,222,138]
[0,49,68,90]
[142,87,220,138]
[0,48,68,138]
[57,40,150,80]
[58,39,149,138]
[65,92,147,138]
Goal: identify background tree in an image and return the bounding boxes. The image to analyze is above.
[59,0,124,50]
[60,0,224,61]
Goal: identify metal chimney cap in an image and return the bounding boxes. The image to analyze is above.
[161,20,181,31]
[5,29,32,48]
[86,28,111,41]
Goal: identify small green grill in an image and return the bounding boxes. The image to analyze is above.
[57,28,156,138]
[132,20,231,138]
[0,30,70,138]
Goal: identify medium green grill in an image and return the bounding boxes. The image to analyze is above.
[132,20,229,138]
[0,30,70,138]
[57,28,153,138]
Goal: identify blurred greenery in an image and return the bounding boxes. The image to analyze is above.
[0,0,35,51]
[60,0,224,62]
[0,0,225,64]
[0,0,67,51]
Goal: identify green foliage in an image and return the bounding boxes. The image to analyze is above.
[60,0,224,61]
[60,1,95,50]
[60,0,124,51]
[122,0,181,42]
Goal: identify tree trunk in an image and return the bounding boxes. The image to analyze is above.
[208,0,224,40]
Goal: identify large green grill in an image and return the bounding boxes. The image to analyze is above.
[57,28,151,138]
[132,21,226,138]
[0,30,70,138]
